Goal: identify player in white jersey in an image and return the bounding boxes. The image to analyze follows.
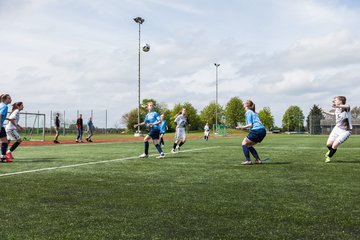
[204,123,210,141]
[321,96,352,163]
[5,102,24,160]
[171,108,189,153]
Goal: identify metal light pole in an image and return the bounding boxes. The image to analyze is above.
[214,63,220,134]
[134,17,145,136]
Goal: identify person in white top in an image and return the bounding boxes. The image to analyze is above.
[321,96,352,163]
[204,123,210,141]
[171,108,189,153]
[5,102,24,160]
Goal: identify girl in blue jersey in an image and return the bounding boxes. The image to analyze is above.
[134,102,165,158]
[236,100,266,165]
[159,114,168,146]
[0,94,12,163]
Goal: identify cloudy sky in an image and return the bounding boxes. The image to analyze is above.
[0,0,359,127]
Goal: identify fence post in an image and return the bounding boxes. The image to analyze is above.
[105,109,108,134]
[50,110,53,135]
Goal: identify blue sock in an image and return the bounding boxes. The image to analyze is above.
[155,144,163,154]
[144,141,149,155]
[248,147,260,160]
[242,145,250,161]
[1,142,8,156]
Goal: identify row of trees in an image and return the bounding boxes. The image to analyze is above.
[122,97,274,132]
[122,97,360,133]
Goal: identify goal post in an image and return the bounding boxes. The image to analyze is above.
[18,112,46,141]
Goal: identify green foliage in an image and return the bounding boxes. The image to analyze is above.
[351,106,360,119]
[170,102,201,131]
[307,105,324,134]
[224,97,245,127]
[282,105,305,131]
[258,107,274,130]
[200,102,223,127]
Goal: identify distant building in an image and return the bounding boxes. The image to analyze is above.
[320,118,360,134]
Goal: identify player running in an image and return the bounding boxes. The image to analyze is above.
[236,100,266,165]
[204,123,210,141]
[134,102,165,158]
[0,94,12,163]
[171,108,189,153]
[159,114,168,146]
[5,102,24,160]
[321,96,352,163]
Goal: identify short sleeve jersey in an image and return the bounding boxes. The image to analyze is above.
[204,125,210,132]
[0,102,8,126]
[145,111,160,130]
[5,109,19,130]
[174,114,188,128]
[335,108,352,130]
[160,119,167,133]
[245,110,265,130]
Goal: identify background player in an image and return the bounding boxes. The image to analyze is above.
[321,96,352,163]
[159,114,168,146]
[204,122,210,141]
[5,102,24,160]
[171,108,189,153]
[86,117,94,142]
[134,102,165,158]
[54,113,61,144]
[0,94,12,162]
[236,100,266,165]
[76,114,83,143]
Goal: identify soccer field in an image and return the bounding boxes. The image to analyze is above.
[0,135,359,239]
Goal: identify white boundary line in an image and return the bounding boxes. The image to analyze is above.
[0,146,220,178]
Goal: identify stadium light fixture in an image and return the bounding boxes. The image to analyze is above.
[133,17,145,136]
[214,63,220,134]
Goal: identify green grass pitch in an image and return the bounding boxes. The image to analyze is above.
[0,135,359,239]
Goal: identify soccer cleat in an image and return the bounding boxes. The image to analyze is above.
[325,156,331,163]
[171,149,176,154]
[255,159,262,164]
[6,151,14,160]
[241,161,252,165]
[325,151,330,157]
[139,153,149,158]
[156,153,165,159]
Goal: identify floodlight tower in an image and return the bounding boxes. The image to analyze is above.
[214,63,220,134]
[134,17,145,136]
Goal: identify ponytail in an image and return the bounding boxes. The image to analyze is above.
[10,102,23,114]
[246,100,256,112]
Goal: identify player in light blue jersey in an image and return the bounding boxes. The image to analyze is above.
[236,100,266,165]
[0,94,12,163]
[134,102,165,158]
[159,114,168,146]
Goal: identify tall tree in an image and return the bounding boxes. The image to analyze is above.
[200,102,223,127]
[258,107,274,130]
[282,106,305,132]
[351,106,360,119]
[306,105,323,134]
[224,97,245,127]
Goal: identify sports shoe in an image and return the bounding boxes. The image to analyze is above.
[325,156,331,163]
[325,151,330,157]
[139,153,148,158]
[156,153,165,159]
[6,151,14,160]
[241,161,252,165]
[171,149,176,154]
[255,159,262,164]
[1,158,12,163]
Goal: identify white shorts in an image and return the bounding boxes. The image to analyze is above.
[6,129,21,141]
[175,128,186,141]
[204,131,210,137]
[327,126,351,144]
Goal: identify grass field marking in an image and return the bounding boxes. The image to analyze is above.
[224,145,360,150]
[0,146,220,178]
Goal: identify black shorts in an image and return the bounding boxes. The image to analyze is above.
[247,128,266,143]
[0,127,7,138]
[147,129,160,140]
